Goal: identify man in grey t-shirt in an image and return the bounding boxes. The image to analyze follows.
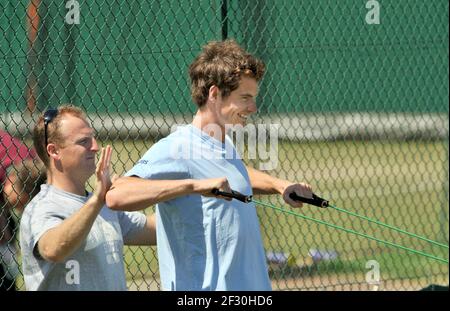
[20,105,156,290]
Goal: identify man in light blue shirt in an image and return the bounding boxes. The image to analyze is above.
[106,40,313,290]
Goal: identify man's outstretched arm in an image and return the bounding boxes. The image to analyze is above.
[246,165,313,208]
[106,176,232,212]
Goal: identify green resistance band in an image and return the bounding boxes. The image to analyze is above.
[211,189,449,264]
[287,192,449,250]
[252,198,448,264]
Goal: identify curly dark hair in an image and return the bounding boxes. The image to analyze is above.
[188,39,265,107]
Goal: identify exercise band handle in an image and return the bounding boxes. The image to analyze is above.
[289,192,329,208]
[211,189,253,203]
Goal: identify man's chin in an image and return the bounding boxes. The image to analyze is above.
[84,166,96,178]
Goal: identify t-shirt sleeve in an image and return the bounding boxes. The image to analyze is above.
[23,201,66,258]
[117,211,147,242]
[125,138,190,180]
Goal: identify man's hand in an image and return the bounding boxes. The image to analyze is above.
[92,145,113,203]
[37,145,114,263]
[282,182,313,208]
[193,177,232,201]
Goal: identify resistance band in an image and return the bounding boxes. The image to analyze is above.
[288,192,449,250]
[211,189,449,264]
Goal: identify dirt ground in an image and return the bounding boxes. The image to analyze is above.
[271,273,449,291]
[127,273,449,291]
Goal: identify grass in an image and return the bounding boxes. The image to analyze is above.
[254,139,448,286]
[114,138,448,289]
[14,138,449,290]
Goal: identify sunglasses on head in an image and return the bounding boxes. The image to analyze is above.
[44,108,58,147]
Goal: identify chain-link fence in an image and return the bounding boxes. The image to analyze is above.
[1,0,448,291]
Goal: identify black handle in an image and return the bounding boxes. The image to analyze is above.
[212,189,253,203]
[289,192,329,208]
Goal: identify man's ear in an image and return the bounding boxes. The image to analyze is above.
[46,143,60,160]
[208,85,220,102]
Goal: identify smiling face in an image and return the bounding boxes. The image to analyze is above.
[215,75,259,128]
[50,114,99,181]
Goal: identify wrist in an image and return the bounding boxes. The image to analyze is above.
[276,179,292,195]
[191,179,202,194]
[88,194,105,209]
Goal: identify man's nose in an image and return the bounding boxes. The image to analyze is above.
[91,138,100,152]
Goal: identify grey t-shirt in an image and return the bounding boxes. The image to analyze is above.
[19,184,147,291]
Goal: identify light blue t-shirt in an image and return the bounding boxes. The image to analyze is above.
[126,124,271,291]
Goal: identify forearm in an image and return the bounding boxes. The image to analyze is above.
[106,177,197,211]
[246,166,291,195]
[37,196,103,263]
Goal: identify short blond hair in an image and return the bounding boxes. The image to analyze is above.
[32,105,87,167]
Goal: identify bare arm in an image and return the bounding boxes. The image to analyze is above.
[246,165,313,208]
[37,146,112,263]
[106,176,232,212]
[37,196,104,262]
[246,165,291,195]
